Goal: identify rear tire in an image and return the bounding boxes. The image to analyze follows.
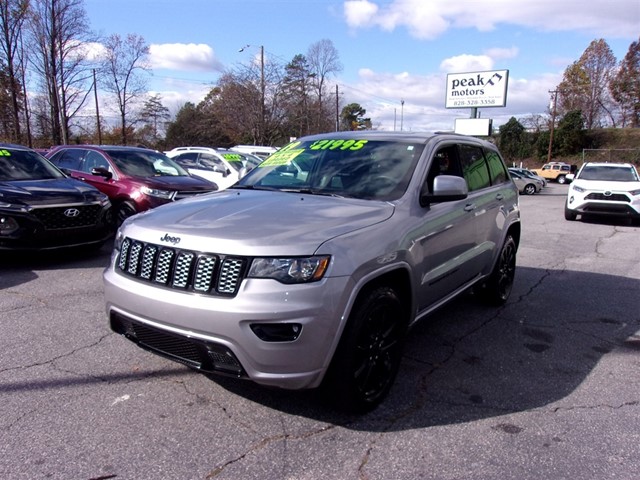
[479,235,517,306]
[557,175,566,184]
[322,286,407,413]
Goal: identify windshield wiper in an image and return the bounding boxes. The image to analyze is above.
[282,188,346,198]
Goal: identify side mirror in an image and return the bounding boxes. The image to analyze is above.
[420,175,468,206]
[565,173,575,182]
[91,167,113,180]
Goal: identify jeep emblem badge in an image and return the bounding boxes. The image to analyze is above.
[63,208,80,217]
[160,233,181,245]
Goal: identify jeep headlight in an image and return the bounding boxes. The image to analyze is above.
[248,256,330,284]
[141,186,174,199]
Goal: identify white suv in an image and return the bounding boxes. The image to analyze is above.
[565,162,640,222]
[105,132,521,412]
[165,147,261,190]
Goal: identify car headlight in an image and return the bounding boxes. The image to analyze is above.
[629,188,640,196]
[248,256,330,284]
[572,185,586,193]
[140,186,174,199]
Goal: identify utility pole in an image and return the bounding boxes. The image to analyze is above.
[400,99,405,131]
[335,84,339,131]
[93,69,102,145]
[547,89,559,163]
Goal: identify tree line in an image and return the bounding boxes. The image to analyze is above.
[498,38,639,164]
[0,0,637,155]
[0,0,370,150]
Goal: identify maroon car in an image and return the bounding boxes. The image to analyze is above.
[47,145,218,224]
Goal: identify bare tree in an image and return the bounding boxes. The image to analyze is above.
[0,0,29,143]
[100,33,150,145]
[28,0,94,145]
[557,39,617,129]
[306,39,342,132]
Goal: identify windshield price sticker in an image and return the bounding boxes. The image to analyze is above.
[309,139,368,151]
[260,143,304,167]
[0,149,11,156]
[221,153,243,162]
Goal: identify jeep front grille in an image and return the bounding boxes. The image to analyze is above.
[117,237,247,296]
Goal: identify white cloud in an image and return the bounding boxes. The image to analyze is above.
[149,43,224,72]
[440,54,495,73]
[343,0,639,39]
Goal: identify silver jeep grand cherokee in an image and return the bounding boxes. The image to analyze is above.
[104,131,521,412]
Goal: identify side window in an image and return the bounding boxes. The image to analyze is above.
[459,145,490,192]
[198,153,227,170]
[485,149,508,184]
[82,151,110,173]
[50,149,84,170]
[173,152,198,168]
[426,146,462,193]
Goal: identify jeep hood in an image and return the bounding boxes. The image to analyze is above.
[125,189,395,255]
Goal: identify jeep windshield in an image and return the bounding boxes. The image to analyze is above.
[234,138,424,201]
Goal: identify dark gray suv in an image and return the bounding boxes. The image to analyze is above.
[104,131,521,412]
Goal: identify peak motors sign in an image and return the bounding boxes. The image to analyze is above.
[445,69,509,109]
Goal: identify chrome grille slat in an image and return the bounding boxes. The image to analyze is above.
[116,237,246,297]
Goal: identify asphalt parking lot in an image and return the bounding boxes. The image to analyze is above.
[1,183,639,480]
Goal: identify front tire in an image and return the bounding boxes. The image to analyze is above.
[322,286,407,413]
[564,204,577,221]
[116,201,137,226]
[523,184,536,195]
[479,235,517,305]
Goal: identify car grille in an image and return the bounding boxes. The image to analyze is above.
[585,192,629,202]
[174,189,216,201]
[31,204,103,229]
[116,237,247,297]
[110,311,245,376]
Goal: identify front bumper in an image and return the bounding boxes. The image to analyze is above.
[104,266,353,390]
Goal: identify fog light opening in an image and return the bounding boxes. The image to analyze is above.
[250,323,302,342]
[0,216,19,235]
[207,345,243,376]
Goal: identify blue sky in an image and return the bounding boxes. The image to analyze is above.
[83,0,639,132]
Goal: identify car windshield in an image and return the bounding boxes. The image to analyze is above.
[235,138,424,201]
[218,151,262,172]
[106,150,190,177]
[578,165,639,182]
[0,148,65,181]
